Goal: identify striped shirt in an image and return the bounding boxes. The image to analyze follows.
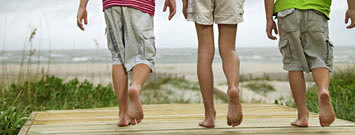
[103,0,155,16]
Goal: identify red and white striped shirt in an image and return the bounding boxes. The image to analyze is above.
[103,0,155,16]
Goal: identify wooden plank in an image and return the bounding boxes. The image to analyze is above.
[18,112,38,135]
[28,126,355,135]
[23,104,355,135]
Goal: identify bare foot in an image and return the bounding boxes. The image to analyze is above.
[118,114,130,127]
[318,90,335,127]
[128,86,144,125]
[227,88,243,127]
[291,111,309,127]
[199,110,216,128]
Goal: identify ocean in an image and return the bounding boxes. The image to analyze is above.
[1,47,354,64]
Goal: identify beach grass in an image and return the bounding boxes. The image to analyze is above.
[244,81,275,96]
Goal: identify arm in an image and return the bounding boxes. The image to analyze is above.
[163,0,176,20]
[77,0,89,31]
[264,0,278,40]
[345,0,355,29]
[182,0,188,19]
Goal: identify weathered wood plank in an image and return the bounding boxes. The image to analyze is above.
[21,104,355,135]
[18,112,38,135]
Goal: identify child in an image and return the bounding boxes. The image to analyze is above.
[76,0,176,126]
[264,0,355,127]
[182,0,245,128]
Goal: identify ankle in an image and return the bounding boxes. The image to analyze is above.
[318,89,329,94]
[119,111,128,117]
[205,109,216,118]
[227,87,239,95]
[297,110,309,119]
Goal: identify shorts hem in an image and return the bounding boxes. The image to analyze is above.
[125,61,155,73]
[187,13,244,25]
[112,61,122,65]
[310,66,333,72]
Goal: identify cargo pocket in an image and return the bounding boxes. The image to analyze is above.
[142,30,156,59]
[308,10,328,32]
[277,10,298,32]
[279,40,292,64]
[325,40,334,66]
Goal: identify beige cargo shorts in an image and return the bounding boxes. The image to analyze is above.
[186,0,245,25]
[277,9,334,73]
[104,6,156,72]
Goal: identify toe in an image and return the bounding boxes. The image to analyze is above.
[227,121,232,126]
[130,119,136,125]
[199,121,204,126]
[137,119,142,124]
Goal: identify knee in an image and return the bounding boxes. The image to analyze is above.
[198,45,215,61]
[219,48,237,59]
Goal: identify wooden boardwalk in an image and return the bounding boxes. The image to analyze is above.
[20,104,355,135]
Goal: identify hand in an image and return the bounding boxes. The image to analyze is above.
[77,7,88,31]
[266,20,278,40]
[163,0,176,20]
[182,0,188,19]
[345,9,355,29]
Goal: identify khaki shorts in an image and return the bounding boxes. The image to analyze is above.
[277,9,333,73]
[104,6,155,72]
[187,0,245,25]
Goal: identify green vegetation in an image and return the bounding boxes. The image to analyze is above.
[0,102,29,135]
[244,81,275,95]
[306,68,355,122]
[274,96,296,107]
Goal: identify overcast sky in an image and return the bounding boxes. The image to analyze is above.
[0,0,354,50]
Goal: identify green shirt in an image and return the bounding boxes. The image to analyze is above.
[274,0,332,18]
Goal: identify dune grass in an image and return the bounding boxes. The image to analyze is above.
[244,81,275,96]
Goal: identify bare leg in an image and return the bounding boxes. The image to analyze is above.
[312,68,335,127]
[112,65,130,127]
[289,71,309,127]
[128,64,150,125]
[195,23,216,128]
[218,24,243,127]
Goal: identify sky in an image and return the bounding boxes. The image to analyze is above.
[0,0,354,50]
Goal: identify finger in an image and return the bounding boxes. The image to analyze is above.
[77,19,84,31]
[267,31,276,40]
[84,15,88,25]
[169,8,176,20]
[346,23,355,29]
[274,26,279,34]
[163,2,168,12]
[345,13,349,24]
